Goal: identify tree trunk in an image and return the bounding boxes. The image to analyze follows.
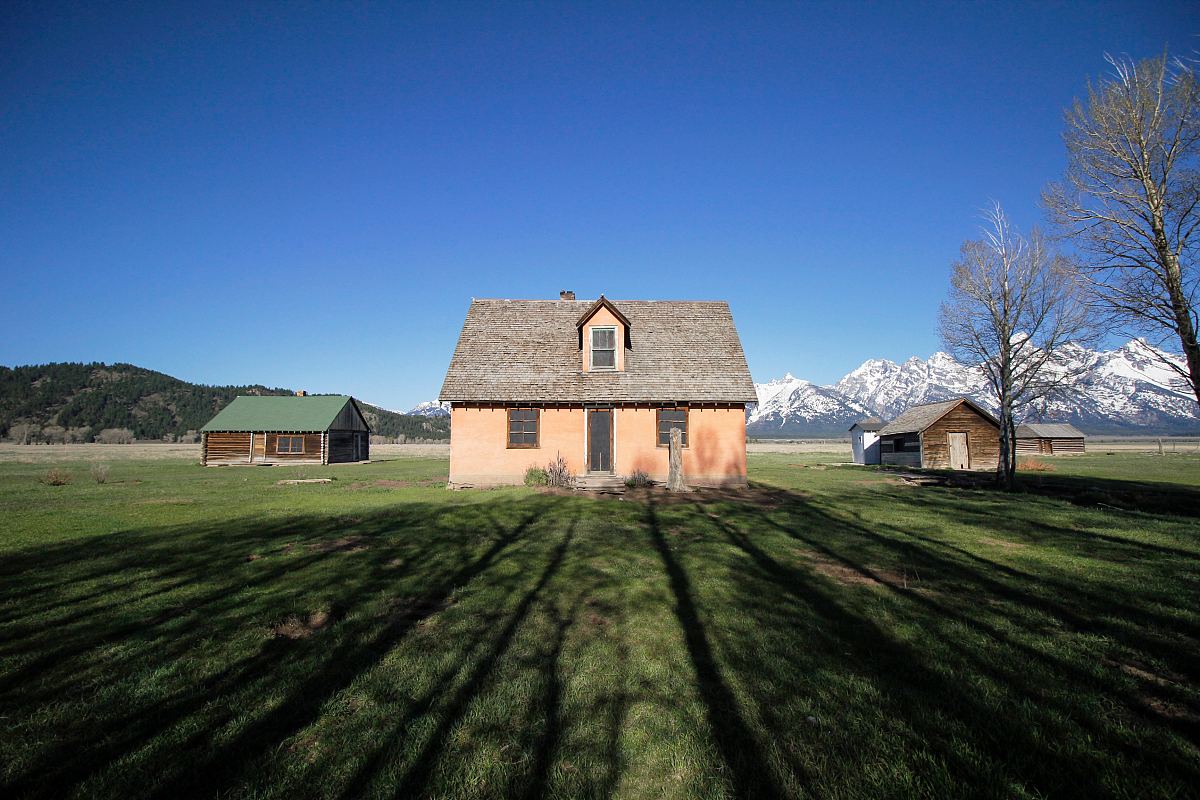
[668,427,685,492]
[997,393,1016,490]
[1162,249,1200,406]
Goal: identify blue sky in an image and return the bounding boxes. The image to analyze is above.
[1,2,1195,410]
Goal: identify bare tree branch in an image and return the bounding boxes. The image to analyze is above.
[1045,51,1200,405]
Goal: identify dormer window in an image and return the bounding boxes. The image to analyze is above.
[590,327,616,369]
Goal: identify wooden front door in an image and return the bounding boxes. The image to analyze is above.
[948,432,969,470]
[588,409,612,473]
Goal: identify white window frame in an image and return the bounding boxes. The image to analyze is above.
[590,326,617,370]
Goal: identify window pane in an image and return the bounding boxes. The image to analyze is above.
[592,328,615,348]
[593,349,615,367]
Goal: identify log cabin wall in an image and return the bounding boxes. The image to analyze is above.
[203,432,253,464]
[263,432,325,464]
[921,404,1000,469]
[1016,437,1085,455]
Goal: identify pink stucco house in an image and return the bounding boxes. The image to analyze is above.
[439,292,756,487]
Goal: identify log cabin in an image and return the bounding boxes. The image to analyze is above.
[878,397,1000,470]
[1015,423,1086,455]
[201,394,370,466]
[438,292,756,487]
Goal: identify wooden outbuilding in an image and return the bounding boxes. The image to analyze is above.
[1015,423,1086,455]
[878,397,1000,470]
[201,394,370,466]
[849,417,884,465]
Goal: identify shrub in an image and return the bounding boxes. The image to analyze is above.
[41,468,72,486]
[90,463,110,484]
[545,454,575,488]
[524,466,549,487]
[625,470,652,488]
[1018,457,1055,472]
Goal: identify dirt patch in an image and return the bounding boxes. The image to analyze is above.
[272,609,341,639]
[309,536,369,554]
[979,536,1027,550]
[1104,657,1187,688]
[287,733,322,764]
[1139,695,1200,723]
[805,555,915,588]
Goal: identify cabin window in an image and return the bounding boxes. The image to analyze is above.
[590,327,616,369]
[277,435,304,454]
[656,407,689,447]
[507,407,539,448]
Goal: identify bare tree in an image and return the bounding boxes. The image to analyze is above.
[939,204,1093,488]
[1045,52,1200,405]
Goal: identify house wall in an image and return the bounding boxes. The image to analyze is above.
[851,430,881,465]
[581,306,626,373]
[448,403,747,487]
[921,405,1000,469]
[612,405,746,486]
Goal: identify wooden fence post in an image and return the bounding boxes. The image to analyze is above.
[668,427,685,491]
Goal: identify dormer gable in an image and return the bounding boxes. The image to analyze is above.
[577,295,630,372]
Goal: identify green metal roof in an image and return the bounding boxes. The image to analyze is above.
[201,395,357,432]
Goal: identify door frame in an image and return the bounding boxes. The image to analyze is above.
[585,406,615,473]
[947,431,969,470]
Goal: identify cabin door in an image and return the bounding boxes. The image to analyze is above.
[587,409,612,473]
[948,432,969,470]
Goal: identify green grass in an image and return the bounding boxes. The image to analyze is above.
[2,453,1199,799]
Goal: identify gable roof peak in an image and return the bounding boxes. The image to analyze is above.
[576,294,632,329]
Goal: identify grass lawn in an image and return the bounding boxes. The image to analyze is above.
[2,451,1199,798]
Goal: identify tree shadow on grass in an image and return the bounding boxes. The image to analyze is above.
[670,480,1200,797]
[0,496,559,799]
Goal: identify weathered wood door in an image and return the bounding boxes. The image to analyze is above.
[948,432,969,470]
[588,409,612,473]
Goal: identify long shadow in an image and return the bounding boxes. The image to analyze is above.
[742,483,1200,681]
[155,510,541,798]
[1,500,543,799]
[697,499,1200,770]
[523,591,582,800]
[380,523,577,799]
[644,496,790,799]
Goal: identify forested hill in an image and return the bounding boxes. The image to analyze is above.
[0,362,449,442]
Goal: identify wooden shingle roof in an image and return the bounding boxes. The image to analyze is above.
[878,397,999,436]
[1016,423,1085,439]
[439,298,756,404]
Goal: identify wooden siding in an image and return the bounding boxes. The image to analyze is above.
[330,400,370,432]
[921,404,1000,470]
[203,432,252,465]
[329,431,369,463]
[1016,437,1085,455]
[879,433,921,467]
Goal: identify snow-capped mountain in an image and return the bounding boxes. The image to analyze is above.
[748,339,1199,436]
[406,400,451,417]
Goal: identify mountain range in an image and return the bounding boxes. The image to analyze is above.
[748,339,1199,436]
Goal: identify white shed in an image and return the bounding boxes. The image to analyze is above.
[849,417,884,465]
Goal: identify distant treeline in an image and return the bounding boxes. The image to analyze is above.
[0,362,449,442]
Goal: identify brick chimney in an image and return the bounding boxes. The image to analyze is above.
[560,290,575,300]
[295,390,307,397]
